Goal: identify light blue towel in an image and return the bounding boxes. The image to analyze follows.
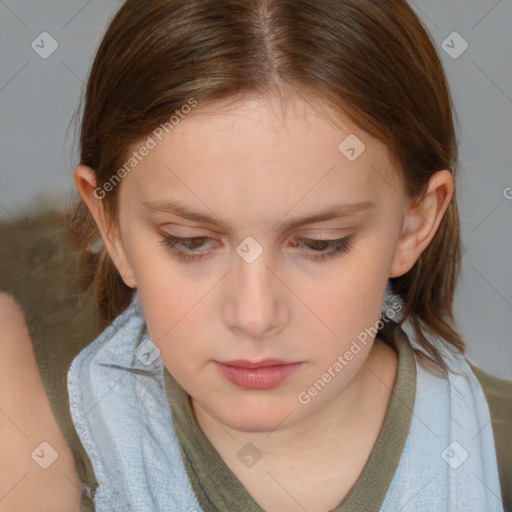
[68,289,504,511]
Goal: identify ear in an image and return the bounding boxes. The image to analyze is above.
[389,169,454,278]
[72,164,137,288]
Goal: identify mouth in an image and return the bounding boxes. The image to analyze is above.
[218,358,297,368]
[215,359,303,390]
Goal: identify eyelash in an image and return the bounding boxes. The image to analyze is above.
[159,234,354,263]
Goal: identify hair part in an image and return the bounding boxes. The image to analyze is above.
[67,0,464,370]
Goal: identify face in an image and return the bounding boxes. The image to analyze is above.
[76,94,444,434]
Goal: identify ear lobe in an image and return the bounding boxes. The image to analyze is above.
[389,169,454,278]
[72,164,137,288]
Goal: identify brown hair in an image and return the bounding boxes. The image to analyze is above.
[67,0,464,369]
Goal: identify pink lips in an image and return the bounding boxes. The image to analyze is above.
[215,358,303,389]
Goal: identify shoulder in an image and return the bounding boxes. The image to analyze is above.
[470,362,512,512]
[471,362,512,432]
[0,293,82,511]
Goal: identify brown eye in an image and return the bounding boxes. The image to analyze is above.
[160,235,214,262]
[291,236,354,261]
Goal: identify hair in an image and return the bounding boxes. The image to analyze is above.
[66,0,464,370]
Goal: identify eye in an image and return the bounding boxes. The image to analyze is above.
[290,236,354,261]
[159,234,354,263]
[159,235,213,263]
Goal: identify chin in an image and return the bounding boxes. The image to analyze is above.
[225,416,286,433]
[216,400,298,433]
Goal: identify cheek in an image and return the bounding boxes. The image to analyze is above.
[144,307,206,388]
[139,287,204,355]
[305,250,390,343]
[129,249,200,358]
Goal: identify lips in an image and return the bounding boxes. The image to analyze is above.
[215,359,303,390]
[218,358,295,369]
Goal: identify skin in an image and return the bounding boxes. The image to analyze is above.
[0,293,82,511]
[73,93,454,511]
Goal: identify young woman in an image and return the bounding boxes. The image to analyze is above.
[1,0,510,511]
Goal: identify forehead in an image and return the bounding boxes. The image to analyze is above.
[120,95,400,223]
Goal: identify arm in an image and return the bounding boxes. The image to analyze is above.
[0,293,82,512]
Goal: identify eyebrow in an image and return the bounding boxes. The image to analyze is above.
[143,198,375,232]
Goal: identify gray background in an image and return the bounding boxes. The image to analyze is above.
[0,0,511,379]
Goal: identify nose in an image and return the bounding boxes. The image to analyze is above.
[224,248,288,341]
